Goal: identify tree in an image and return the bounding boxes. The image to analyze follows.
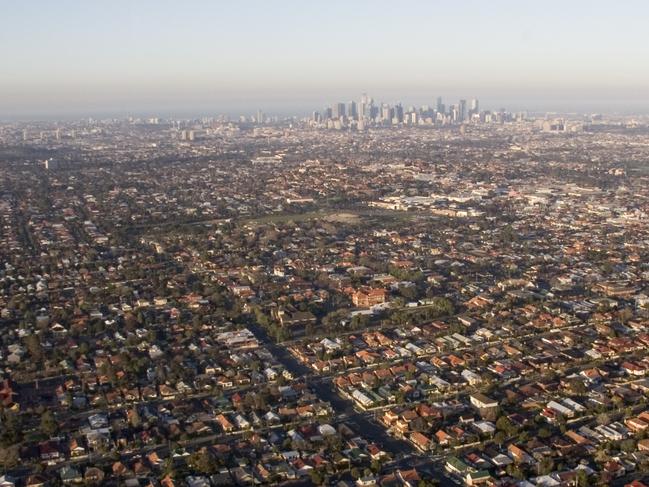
[537,457,554,475]
[500,224,518,244]
[399,285,419,301]
[620,438,636,453]
[0,446,19,469]
[618,307,633,324]
[506,464,524,480]
[429,297,454,317]
[496,416,518,436]
[351,313,370,330]
[538,427,552,439]
[0,413,22,447]
[40,410,59,437]
[25,334,44,362]
[596,413,610,426]
[187,449,218,474]
[163,456,175,477]
[310,470,324,485]
[494,431,506,448]
[575,468,589,487]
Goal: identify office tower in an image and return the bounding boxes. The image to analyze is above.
[347,101,358,120]
[370,104,379,121]
[470,98,479,115]
[381,104,392,123]
[394,103,404,123]
[450,104,459,123]
[332,102,345,119]
[312,111,321,123]
[436,96,444,113]
[256,109,264,124]
[360,93,370,115]
[360,93,375,120]
[459,99,467,122]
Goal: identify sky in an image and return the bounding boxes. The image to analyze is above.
[1,0,649,118]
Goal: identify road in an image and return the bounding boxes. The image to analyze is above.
[247,322,458,486]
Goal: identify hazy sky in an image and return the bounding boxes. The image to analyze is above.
[2,0,649,118]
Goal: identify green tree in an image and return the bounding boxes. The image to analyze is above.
[0,413,22,447]
[537,457,554,475]
[494,431,506,447]
[575,469,589,487]
[40,410,59,437]
[506,464,524,480]
[310,470,324,485]
[620,438,636,453]
[538,427,552,439]
[25,334,44,362]
[0,446,19,469]
[187,449,218,474]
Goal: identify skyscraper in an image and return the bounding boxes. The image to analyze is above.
[332,102,345,119]
[470,98,479,115]
[360,93,375,120]
[394,103,404,124]
[436,96,444,114]
[381,104,392,123]
[459,99,467,122]
[347,101,358,120]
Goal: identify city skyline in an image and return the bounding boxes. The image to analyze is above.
[2,0,649,118]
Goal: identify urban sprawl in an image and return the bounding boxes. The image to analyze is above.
[1,98,649,487]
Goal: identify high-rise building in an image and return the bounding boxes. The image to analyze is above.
[256,109,264,124]
[347,101,358,120]
[450,104,459,123]
[436,96,444,114]
[381,104,392,123]
[459,99,467,122]
[360,93,375,120]
[394,103,404,123]
[333,102,345,119]
[470,98,479,114]
[370,104,379,120]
